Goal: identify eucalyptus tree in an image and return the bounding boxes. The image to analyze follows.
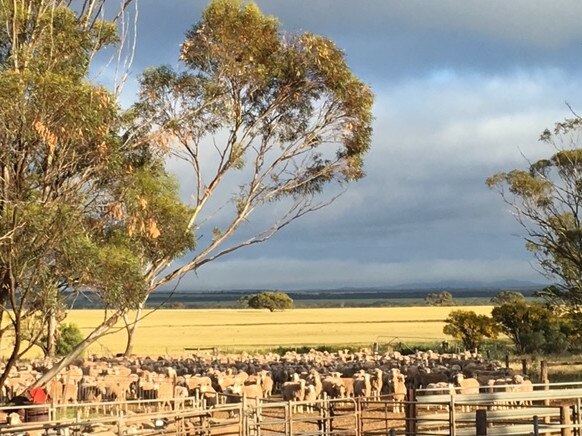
[117,0,374,355]
[488,117,582,312]
[0,0,174,388]
[0,0,118,383]
[30,0,372,386]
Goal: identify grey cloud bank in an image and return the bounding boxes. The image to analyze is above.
[121,1,581,290]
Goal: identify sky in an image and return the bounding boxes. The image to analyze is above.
[97,1,582,290]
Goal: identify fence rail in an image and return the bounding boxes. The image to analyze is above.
[3,382,582,435]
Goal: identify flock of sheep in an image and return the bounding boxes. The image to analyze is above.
[0,347,534,414]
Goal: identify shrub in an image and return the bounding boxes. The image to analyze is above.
[240,291,294,312]
[492,301,572,354]
[443,310,499,350]
[56,323,84,357]
[425,291,454,306]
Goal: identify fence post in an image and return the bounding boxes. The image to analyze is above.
[288,400,293,436]
[284,401,290,436]
[117,410,124,436]
[449,392,456,436]
[319,398,325,434]
[576,398,582,436]
[561,406,572,436]
[357,398,363,436]
[505,354,510,372]
[476,409,488,435]
[242,395,247,436]
[522,358,528,377]
[533,415,540,436]
[405,387,417,436]
[541,361,550,411]
[256,397,261,436]
[540,361,549,383]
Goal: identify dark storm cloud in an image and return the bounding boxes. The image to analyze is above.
[118,1,582,290]
[129,1,582,80]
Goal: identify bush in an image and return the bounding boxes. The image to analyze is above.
[443,310,499,350]
[240,291,294,312]
[56,323,84,357]
[490,290,525,306]
[492,301,572,354]
[425,291,454,306]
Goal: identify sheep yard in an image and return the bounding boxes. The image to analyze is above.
[62,306,495,356]
[9,304,582,436]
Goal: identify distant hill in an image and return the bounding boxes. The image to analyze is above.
[161,279,546,294]
[65,280,547,309]
[322,280,544,293]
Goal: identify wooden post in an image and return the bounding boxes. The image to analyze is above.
[284,401,290,436]
[505,354,510,371]
[358,398,364,436]
[533,415,540,436]
[288,401,293,436]
[384,400,389,435]
[405,387,417,436]
[117,411,124,436]
[576,398,581,436]
[255,397,261,436]
[476,409,488,435]
[561,406,572,436]
[318,397,325,433]
[541,361,550,409]
[449,393,457,436]
[522,358,528,376]
[242,395,247,436]
[540,360,549,384]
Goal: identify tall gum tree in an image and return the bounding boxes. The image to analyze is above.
[118,0,374,356]
[0,0,146,389]
[488,116,582,312]
[31,0,373,386]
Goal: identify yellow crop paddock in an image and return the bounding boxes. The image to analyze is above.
[49,306,495,356]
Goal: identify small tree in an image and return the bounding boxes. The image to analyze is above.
[490,290,526,306]
[492,301,571,354]
[443,310,499,350]
[0,0,140,388]
[242,291,294,312]
[488,117,582,312]
[56,323,84,357]
[425,291,454,306]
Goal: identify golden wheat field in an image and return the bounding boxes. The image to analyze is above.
[52,306,495,356]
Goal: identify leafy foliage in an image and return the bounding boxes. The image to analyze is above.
[56,323,84,357]
[491,301,572,354]
[490,290,526,306]
[12,0,372,387]
[0,2,133,353]
[488,118,582,312]
[425,291,454,306]
[115,0,373,356]
[134,0,374,284]
[0,0,165,383]
[443,310,499,350]
[241,291,294,312]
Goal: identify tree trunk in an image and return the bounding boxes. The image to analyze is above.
[30,310,123,389]
[0,309,4,357]
[47,308,56,359]
[122,301,144,357]
[0,315,21,394]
